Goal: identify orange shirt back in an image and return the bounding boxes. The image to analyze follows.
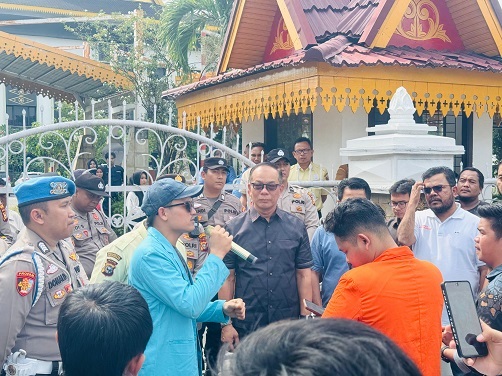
[322,246,443,376]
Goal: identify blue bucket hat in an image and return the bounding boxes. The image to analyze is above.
[14,176,75,207]
[141,178,203,217]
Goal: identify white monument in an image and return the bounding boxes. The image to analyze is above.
[340,86,464,192]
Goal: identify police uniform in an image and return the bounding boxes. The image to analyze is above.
[71,174,117,277]
[0,177,88,375]
[181,225,209,276]
[277,184,319,242]
[71,208,117,277]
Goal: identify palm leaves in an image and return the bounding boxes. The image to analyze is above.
[160,0,233,75]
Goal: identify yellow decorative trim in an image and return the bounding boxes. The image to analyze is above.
[370,0,412,48]
[0,31,131,90]
[276,0,303,50]
[0,3,99,17]
[270,18,294,54]
[395,0,450,42]
[218,0,247,74]
[478,0,502,56]
[175,63,502,129]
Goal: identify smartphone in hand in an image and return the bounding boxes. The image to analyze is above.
[441,281,488,358]
[303,299,325,317]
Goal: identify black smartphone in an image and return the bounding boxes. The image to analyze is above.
[303,299,325,316]
[441,281,488,358]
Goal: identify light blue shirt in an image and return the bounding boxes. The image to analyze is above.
[311,226,349,307]
[129,227,229,376]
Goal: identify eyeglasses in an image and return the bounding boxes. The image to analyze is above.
[293,149,312,155]
[250,183,280,191]
[389,201,408,208]
[164,200,194,212]
[423,185,451,195]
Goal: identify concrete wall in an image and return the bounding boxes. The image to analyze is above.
[241,116,265,151]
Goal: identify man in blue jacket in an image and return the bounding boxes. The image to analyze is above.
[129,178,245,376]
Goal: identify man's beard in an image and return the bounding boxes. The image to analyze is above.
[429,196,455,215]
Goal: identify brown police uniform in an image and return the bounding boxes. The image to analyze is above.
[277,184,319,242]
[0,228,88,365]
[71,207,117,278]
[180,228,209,276]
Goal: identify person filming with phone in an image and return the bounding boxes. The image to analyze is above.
[441,203,502,375]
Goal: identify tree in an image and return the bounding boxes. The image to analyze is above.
[159,0,233,77]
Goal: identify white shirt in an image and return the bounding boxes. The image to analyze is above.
[413,204,483,324]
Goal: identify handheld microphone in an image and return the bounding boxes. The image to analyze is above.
[205,225,258,264]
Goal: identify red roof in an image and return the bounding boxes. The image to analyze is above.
[301,0,379,42]
[164,36,502,99]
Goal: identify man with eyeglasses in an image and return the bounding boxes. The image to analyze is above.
[289,137,329,218]
[398,166,488,327]
[219,162,313,349]
[71,174,117,277]
[456,167,488,216]
[129,178,245,376]
[387,179,415,243]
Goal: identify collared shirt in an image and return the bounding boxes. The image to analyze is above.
[322,246,443,376]
[195,192,243,227]
[224,207,312,332]
[0,228,88,363]
[91,223,188,284]
[277,184,319,242]
[413,204,484,325]
[288,162,329,211]
[478,264,502,331]
[310,226,349,306]
[129,227,229,376]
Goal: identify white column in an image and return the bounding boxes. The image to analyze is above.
[472,112,494,199]
[0,84,6,126]
[241,115,264,151]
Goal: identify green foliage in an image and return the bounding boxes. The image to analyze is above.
[66,10,176,124]
[160,0,233,76]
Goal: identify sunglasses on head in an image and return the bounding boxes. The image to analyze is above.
[423,185,451,195]
[250,182,280,191]
[164,200,194,212]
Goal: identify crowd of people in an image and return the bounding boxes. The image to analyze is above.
[0,137,502,376]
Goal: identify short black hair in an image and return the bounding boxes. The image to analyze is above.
[293,136,312,149]
[337,178,371,200]
[105,152,116,159]
[458,167,484,189]
[249,162,283,184]
[251,142,266,151]
[478,204,502,239]
[57,282,153,376]
[422,166,456,186]
[389,179,415,195]
[325,198,387,240]
[19,201,48,225]
[219,318,421,376]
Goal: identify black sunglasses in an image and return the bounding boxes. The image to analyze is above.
[250,182,280,191]
[164,200,194,212]
[423,185,451,195]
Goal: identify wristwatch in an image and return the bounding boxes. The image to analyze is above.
[221,319,232,328]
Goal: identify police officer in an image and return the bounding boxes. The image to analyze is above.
[0,176,88,376]
[267,148,319,241]
[195,157,243,376]
[71,174,117,277]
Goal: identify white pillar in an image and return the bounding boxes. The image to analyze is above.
[0,84,6,126]
[472,112,494,199]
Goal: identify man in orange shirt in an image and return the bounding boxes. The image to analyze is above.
[322,198,443,376]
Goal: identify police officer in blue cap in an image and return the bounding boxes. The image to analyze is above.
[0,176,88,376]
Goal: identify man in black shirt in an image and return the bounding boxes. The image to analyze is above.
[219,162,312,350]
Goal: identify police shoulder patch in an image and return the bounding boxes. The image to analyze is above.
[16,271,35,296]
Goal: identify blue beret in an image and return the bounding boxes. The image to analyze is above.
[14,176,75,207]
[142,179,202,217]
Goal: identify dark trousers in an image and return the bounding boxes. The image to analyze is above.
[198,322,222,376]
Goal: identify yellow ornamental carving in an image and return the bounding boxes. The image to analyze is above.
[270,18,294,54]
[395,0,451,42]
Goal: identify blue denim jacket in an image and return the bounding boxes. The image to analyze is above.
[129,227,229,376]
